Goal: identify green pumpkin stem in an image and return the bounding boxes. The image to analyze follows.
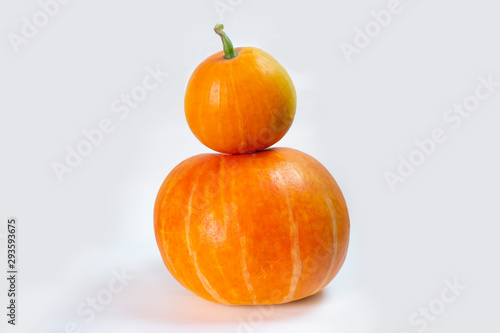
[214,24,238,59]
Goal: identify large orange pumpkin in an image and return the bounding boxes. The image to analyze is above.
[154,147,350,305]
[184,24,297,154]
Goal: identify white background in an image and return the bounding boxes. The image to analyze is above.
[1,0,499,332]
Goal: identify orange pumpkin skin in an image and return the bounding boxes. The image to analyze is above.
[154,148,349,305]
[184,47,297,154]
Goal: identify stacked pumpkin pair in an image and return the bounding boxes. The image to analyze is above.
[154,25,350,305]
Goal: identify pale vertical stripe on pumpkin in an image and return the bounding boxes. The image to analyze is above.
[194,67,213,146]
[185,183,229,304]
[158,167,188,277]
[229,62,246,149]
[313,197,339,294]
[274,172,303,303]
[209,79,222,146]
[223,157,257,304]
[161,241,177,276]
[239,233,256,304]
[210,157,238,300]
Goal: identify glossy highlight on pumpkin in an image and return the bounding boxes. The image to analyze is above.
[154,148,350,305]
[184,25,297,154]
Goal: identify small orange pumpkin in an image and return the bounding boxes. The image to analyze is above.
[184,24,297,154]
[154,148,350,305]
